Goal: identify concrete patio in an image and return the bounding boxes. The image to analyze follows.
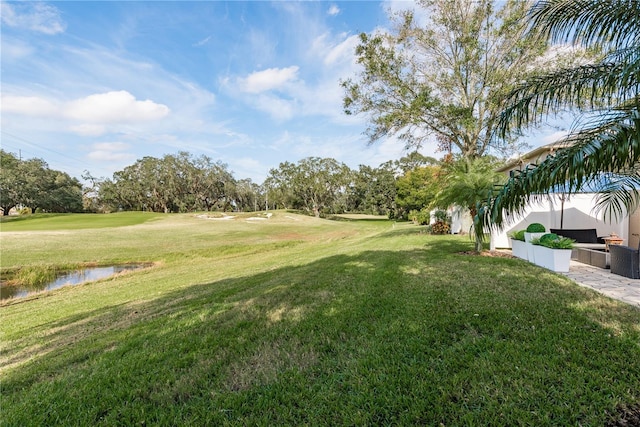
[561,260,640,307]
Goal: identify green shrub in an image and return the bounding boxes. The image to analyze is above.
[526,223,546,233]
[543,237,575,249]
[433,209,450,223]
[532,234,575,249]
[431,220,450,235]
[539,233,559,245]
[409,209,431,225]
[509,230,526,241]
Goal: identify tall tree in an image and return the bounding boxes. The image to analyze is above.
[480,0,640,229]
[263,161,298,210]
[0,150,82,214]
[342,0,555,158]
[347,163,397,216]
[395,165,441,220]
[0,150,22,215]
[264,157,352,217]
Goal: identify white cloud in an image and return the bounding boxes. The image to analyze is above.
[193,35,212,47]
[87,150,135,162]
[92,142,130,152]
[87,142,134,162]
[1,95,57,116]
[253,94,296,121]
[240,66,299,93]
[69,124,107,137]
[323,34,359,66]
[1,37,35,60]
[327,4,340,16]
[2,91,170,125]
[66,91,170,123]
[1,2,66,35]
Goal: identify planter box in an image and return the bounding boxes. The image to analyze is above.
[525,232,546,243]
[511,239,528,260]
[532,245,572,272]
[525,232,545,264]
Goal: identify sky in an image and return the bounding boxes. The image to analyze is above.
[1,0,560,185]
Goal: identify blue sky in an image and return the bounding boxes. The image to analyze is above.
[1,1,560,184]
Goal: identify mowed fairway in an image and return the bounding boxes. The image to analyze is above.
[1,212,639,425]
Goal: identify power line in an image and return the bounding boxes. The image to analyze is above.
[1,130,88,170]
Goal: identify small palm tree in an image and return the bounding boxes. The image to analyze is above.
[435,156,505,252]
[480,0,640,229]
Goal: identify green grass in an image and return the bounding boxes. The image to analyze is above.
[0,211,164,231]
[1,212,639,426]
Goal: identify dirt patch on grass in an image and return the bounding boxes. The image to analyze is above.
[458,250,516,258]
[607,402,640,426]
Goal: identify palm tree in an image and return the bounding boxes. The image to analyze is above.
[434,156,505,252]
[479,0,640,230]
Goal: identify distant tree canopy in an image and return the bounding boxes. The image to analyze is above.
[346,162,397,217]
[264,157,353,217]
[97,152,238,213]
[1,148,506,222]
[0,150,83,215]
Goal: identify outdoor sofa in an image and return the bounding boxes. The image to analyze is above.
[549,228,605,247]
[550,228,608,268]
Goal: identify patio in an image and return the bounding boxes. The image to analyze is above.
[562,260,640,307]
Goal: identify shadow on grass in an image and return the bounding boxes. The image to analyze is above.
[2,245,639,426]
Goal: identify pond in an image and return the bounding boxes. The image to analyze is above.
[1,264,149,301]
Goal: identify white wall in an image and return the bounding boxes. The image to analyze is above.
[450,206,473,234]
[490,193,630,249]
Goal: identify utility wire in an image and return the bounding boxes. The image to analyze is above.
[1,130,89,171]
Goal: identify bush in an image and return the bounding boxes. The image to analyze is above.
[539,233,559,245]
[431,220,450,235]
[532,234,575,249]
[543,237,574,249]
[409,209,431,225]
[509,230,526,241]
[433,209,450,223]
[526,223,546,233]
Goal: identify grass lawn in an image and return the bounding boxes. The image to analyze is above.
[1,212,639,425]
[0,211,165,231]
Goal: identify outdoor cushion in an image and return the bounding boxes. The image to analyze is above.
[574,243,606,250]
[550,228,599,244]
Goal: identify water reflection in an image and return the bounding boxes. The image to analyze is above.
[1,264,148,300]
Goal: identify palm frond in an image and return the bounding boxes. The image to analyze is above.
[498,58,640,137]
[483,108,640,229]
[530,0,640,49]
[593,168,640,221]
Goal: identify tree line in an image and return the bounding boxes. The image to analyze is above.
[0,148,505,221]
